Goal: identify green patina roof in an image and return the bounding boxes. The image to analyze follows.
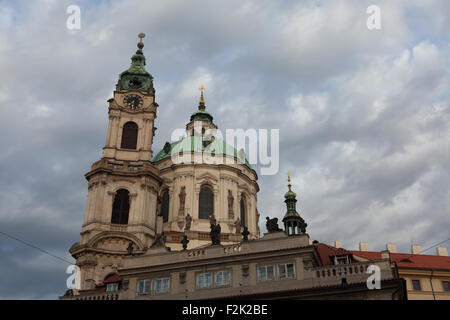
[189,92,214,123]
[189,109,213,123]
[283,183,301,220]
[119,41,153,92]
[152,136,252,169]
[284,184,296,199]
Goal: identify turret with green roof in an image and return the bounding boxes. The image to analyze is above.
[119,33,154,93]
[282,173,307,236]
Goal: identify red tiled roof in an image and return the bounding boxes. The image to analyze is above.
[351,251,450,271]
[314,243,353,266]
[103,273,122,283]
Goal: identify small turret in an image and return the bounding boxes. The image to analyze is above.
[282,172,307,236]
[186,86,217,136]
[119,33,154,93]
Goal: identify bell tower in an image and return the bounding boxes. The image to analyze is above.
[70,34,163,290]
[103,33,158,161]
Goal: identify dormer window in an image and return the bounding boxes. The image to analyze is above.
[106,283,119,292]
[334,255,350,265]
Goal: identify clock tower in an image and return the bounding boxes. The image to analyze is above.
[70,34,163,290]
[103,33,157,162]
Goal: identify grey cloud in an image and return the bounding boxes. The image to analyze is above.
[0,0,449,298]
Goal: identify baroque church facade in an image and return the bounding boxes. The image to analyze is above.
[69,35,260,290]
[64,36,406,300]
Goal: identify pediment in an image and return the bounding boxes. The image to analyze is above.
[196,172,218,182]
[88,232,145,254]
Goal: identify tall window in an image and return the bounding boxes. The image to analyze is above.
[196,272,212,289]
[137,280,151,295]
[215,270,231,287]
[106,283,119,292]
[161,190,170,223]
[278,263,295,279]
[257,265,275,281]
[120,121,138,149]
[240,196,246,227]
[111,189,130,224]
[412,279,421,291]
[199,186,214,219]
[154,278,170,294]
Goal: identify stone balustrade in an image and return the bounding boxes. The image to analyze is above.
[72,292,121,300]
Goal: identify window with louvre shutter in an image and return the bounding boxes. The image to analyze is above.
[199,186,214,220]
[111,189,130,224]
[120,121,138,149]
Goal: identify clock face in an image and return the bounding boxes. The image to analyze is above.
[123,94,143,110]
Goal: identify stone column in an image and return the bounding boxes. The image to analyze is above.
[111,116,121,148]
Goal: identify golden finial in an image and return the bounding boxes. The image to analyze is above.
[138,33,145,48]
[287,171,291,184]
[198,85,205,104]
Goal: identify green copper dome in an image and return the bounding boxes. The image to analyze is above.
[282,178,307,235]
[152,136,252,169]
[284,184,296,199]
[188,90,213,123]
[189,109,214,123]
[119,39,153,92]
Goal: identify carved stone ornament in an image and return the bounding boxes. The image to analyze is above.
[241,226,250,242]
[178,186,186,216]
[122,280,129,291]
[242,264,249,278]
[179,272,186,284]
[177,218,185,231]
[210,223,221,246]
[180,235,189,250]
[163,142,171,154]
[184,213,192,231]
[228,189,234,219]
[266,217,282,233]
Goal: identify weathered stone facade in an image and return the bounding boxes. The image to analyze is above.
[64,37,406,300]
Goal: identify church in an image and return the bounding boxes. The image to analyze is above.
[62,35,406,300]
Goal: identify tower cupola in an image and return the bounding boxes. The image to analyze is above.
[282,172,307,236]
[119,33,154,93]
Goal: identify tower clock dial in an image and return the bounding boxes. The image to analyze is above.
[123,94,143,110]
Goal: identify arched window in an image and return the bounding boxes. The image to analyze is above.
[111,189,130,224]
[161,190,170,223]
[199,185,214,219]
[240,196,246,227]
[120,121,138,149]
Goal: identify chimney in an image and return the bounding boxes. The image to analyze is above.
[334,240,342,248]
[436,247,448,256]
[359,242,370,251]
[386,243,397,253]
[411,245,422,254]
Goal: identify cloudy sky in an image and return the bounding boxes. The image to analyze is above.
[0,0,449,299]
